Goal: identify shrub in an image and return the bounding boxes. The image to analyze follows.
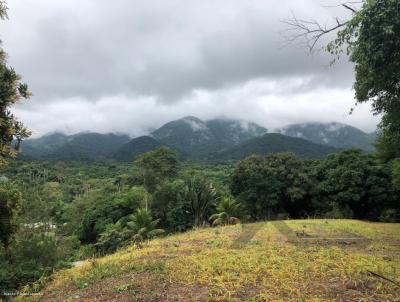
[379,209,400,223]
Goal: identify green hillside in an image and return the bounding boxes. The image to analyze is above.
[20,133,70,159]
[210,133,339,160]
[21,220,400,302]
[280,122,376,151]
[48,133,130,161]
[21,132,130,161]
[112,136,165,162]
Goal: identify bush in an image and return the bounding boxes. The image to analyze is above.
[0,229,76,292]
[324,202,354,219]
[276,212,290,220]
[379,209,400,223]
[80,186,147,242]
[76,244,97,260]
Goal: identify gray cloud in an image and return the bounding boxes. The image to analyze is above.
[2,0,378,136]
[2,0,355,99]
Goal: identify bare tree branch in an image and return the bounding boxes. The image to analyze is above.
[281,1,362,52]
[342,3,357,13]
[281,11,348,52]
[322,1,362,10]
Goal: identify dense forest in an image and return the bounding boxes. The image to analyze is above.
[1,147,399,292]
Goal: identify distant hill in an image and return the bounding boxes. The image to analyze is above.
[209,133,339,160]
[20,132,70,159]
[21,132,130,161]
[48,133,130,161]
[112,136,165,161]
[151,116,267,158]
[278,122,376,151]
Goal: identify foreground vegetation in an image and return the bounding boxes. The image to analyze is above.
[17,219,400,301]
[1,148,400,296]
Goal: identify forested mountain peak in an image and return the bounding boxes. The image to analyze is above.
[152,116,210,135]
[206,118,267,145]
[151,116,267,158]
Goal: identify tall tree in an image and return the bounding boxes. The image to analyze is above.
[231,153,312,219]
[0,183,21,249]
[391,159,400,190]
[285,0,400,160]
[185,176,219,227]
[313,149,398,219]
[0,1,31,167]
[134,147,179,193]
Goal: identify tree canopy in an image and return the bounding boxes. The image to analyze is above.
[0,1,31,166]
[133,147,179,192]
[329,0,400,159]
[231,153,312,219]
[0,182,21,249]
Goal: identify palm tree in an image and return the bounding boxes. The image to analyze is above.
[185,176,219,227]
[127,208,164,241]
[210,197,241,226]
[96,209,164,252]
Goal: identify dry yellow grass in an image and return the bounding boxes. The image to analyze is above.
[17,220,400,302]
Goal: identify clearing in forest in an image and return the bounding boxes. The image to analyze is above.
[20,219,400,302]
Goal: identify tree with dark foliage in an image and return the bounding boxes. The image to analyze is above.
[134,147,179,193]
[0,183,21,249]
[312,149,398,220]
[0,1,31,167]
[231,153,313,219]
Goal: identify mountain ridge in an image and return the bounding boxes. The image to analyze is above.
[209,133,340,160]
[278,122,376,151]
[19,118,374,161]
[21,132,130,161]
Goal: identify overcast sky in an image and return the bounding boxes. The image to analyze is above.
[2,0,379,137]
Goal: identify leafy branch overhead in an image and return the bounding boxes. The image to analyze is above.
[283,0,400,160]
[0,1,31,166]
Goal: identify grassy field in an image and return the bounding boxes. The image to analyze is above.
[19,220,400,302]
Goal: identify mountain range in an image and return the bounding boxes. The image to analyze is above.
[19,117,376,162]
